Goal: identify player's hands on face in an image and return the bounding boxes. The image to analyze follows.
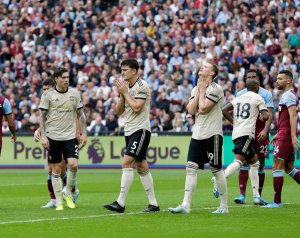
[292,135,300,151]
[115,78,128,95]
[41,136,50,150]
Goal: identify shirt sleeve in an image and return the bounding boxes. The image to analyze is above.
[281,91,297,108]
[206,86,222,103]
[135,84,149,100]
[264,91,274,108]
[39,92,50,110]
[3,98,12,115]
[189,87,197,101]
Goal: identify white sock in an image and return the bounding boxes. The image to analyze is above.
[182,163,198,209]
[224,160,242,178]
[117,168,134,207]
[51,173,62,205]
[249,161,260,197]
[66,168,77,195]
[139,171,158,206]
[213,170,228,208]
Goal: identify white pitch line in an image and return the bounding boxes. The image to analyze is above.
[1,202,300,225]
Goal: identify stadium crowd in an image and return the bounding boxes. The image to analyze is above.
[0,0,299,136]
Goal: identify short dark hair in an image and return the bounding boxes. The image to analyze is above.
[121,58,139,72]
[245,69,263,85]
[246,69,259,76]
[53,67,68,79]
[278,70,293,80]
[43,77,55,87]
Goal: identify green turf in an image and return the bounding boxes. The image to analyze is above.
[0,169,299,237]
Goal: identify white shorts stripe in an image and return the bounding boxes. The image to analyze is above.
[242,137,251,154]
[136,129,145,156]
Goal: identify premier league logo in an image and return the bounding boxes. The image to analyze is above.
[87,139,105,164]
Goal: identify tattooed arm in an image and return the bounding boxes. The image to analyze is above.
[77,108,87,149]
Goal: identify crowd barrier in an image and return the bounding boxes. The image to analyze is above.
[1,135,299,169]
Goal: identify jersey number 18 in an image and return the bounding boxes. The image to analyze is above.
[236,103,251,119]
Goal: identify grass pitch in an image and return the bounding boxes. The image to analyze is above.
[0,169,299,238]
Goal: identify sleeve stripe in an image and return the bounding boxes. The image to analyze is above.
[206,96,217,103]
[4,112,12,116]
[135,97,146,100]
[77,106,84,110]
[259,109,268,112]
[39,108,48,111]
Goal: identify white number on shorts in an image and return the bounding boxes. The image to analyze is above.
[274,145,279,155]
[131,141,138,151]
[260,145,268,154]
[207,152,214,163]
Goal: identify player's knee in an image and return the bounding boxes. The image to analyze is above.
[250,160,260,167]
[67,160,78,170]
[258,157,265,169]
[186,162,198,174]
[210,167,221,174]
[233,159,243,167]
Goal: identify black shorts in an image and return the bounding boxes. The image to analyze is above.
[233,136,255,161]
[187,135,223,169]
[125,129,151,161]
[48,138,79,164]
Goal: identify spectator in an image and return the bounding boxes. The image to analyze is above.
[0,0,299,134]
[89,115,108,136]
[106,112,119,136]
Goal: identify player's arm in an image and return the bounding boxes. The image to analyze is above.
[122,91,146,113]
[116,78,146,113]
[198,96,215,114]
[76,118,81,141]
[187,95,199,115]
[259,109,269,122]
[4,114,16,142]
[34,128,41,142]
[39,109,50,150]
[186,88,199,115]
[258,108,272,141]
[116,94,125,115]
[222,103,234,124]
[198,84,215,114]
[262,108,273,127]
[77,107,87,149]
[2,99,16,142]
[259,91,274,140]
[288,105,299,150]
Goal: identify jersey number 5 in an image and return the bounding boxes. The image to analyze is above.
[236,103,251,119]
